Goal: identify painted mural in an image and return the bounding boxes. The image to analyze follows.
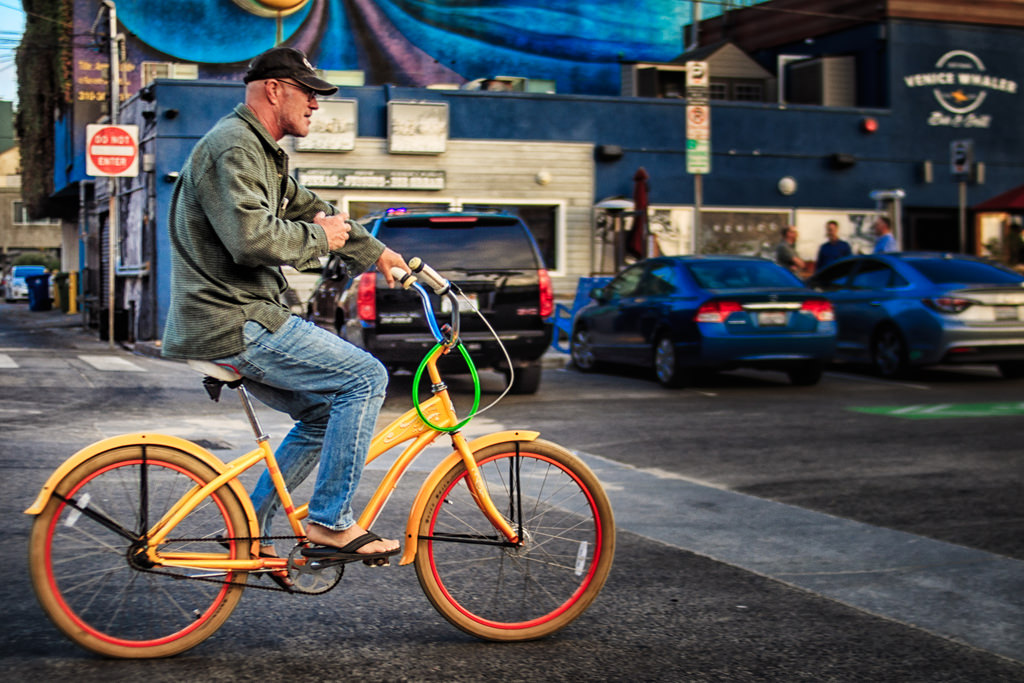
[77,0,709,98]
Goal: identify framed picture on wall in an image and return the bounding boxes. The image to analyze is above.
[387,101,448,154]
[295,99,357,152]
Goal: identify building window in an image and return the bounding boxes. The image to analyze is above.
[734,83,764,102]
[12,201,60,225]
[709,82,728,100]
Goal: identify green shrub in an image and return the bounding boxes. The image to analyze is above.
[13,252,60,271]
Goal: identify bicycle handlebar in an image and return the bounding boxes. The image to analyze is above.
[408,257,449,295]
[390,261,460,345]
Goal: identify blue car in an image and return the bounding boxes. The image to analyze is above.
[808,252,1024,378]
[570,255,837,387]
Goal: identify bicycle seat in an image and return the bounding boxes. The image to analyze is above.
[187,360,242,383]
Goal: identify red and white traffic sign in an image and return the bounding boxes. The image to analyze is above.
[86,124,139,177]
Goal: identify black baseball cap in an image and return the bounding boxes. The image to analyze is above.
[244,47,338,96]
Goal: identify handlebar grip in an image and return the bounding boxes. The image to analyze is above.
[408,257,450,295]
[391,267,417,289]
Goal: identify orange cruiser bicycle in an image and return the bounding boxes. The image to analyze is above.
[24,258,615,658]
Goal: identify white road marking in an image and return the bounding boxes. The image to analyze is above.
[78,355,146,372]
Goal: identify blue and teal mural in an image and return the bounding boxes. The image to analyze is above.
[99,0,715,95]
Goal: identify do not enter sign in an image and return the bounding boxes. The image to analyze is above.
[86,124,139,177]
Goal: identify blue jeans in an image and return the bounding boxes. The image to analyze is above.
[213,316,388,538]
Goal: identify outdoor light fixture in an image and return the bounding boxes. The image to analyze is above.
[861,117,878,133]
[830,153,857,169]
[595,144,624,161]
[777,176,797,195]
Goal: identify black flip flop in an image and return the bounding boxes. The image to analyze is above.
[301,531,400,563]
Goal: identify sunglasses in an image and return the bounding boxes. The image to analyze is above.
[275,79,318,102]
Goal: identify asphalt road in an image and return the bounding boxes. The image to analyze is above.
[1,303,1022,682]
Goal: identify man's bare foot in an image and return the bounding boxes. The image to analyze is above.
[305,523,399,555]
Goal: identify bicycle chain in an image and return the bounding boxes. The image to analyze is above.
[135,535,332,595]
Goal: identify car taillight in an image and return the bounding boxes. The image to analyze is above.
[801,299,835,321]
[695,300,743,323]
[924,297,974,314]
[357,272,376,321]
[539,268,554,319]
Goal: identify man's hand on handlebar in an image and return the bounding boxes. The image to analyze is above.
[377,248,409,287]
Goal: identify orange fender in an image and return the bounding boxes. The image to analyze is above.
[24,433,256,538]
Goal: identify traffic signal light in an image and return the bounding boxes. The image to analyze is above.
[950,140,972,175]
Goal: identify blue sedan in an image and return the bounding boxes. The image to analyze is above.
[570,256,837,387]
[808,252,1024,378]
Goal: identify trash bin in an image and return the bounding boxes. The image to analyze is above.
[26,273,52,312]
[53,272,70,313]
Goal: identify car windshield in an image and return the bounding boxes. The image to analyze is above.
[375,219,540,270]
[686,261,801,289]
[902,258,1024,285]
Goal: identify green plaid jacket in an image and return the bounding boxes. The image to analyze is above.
[161,103,384,360]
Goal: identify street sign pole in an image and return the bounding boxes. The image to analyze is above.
[86,122,138,346]
[951,140,972,253]
[686,61,710,254]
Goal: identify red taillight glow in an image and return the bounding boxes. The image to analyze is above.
[695,300,743,323]
[801,299,835,321]
[357,272,376,321]
[539,268,554,319]
[925,297,973,314]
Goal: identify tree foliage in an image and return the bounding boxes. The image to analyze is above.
[16,0,73,219]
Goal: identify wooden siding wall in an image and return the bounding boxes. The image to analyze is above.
[295,138,596,293]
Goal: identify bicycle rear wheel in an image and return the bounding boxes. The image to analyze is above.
[415,439,615,641]
[28,444,250,658]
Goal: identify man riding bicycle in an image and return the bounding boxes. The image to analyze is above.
[162,46,406,568]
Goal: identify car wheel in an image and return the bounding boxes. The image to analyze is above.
[506,362,542,394]
[871,325,909,378]
[788,361,824,386]
[997,361,1024,379]
[571,326,599,372]
[653,335,689,388]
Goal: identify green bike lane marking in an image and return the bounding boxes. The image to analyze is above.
[849,402,1024,419]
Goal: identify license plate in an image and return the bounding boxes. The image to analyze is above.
[995,306,1019,321]
[441,292,477,313]
[758,311,787,326]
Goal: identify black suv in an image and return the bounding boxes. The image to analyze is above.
[307,209,554,394]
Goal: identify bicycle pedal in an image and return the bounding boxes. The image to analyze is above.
[363,557,390,567]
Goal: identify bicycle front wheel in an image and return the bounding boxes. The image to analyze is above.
[28,444,250,658]
[415,439,615,641]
